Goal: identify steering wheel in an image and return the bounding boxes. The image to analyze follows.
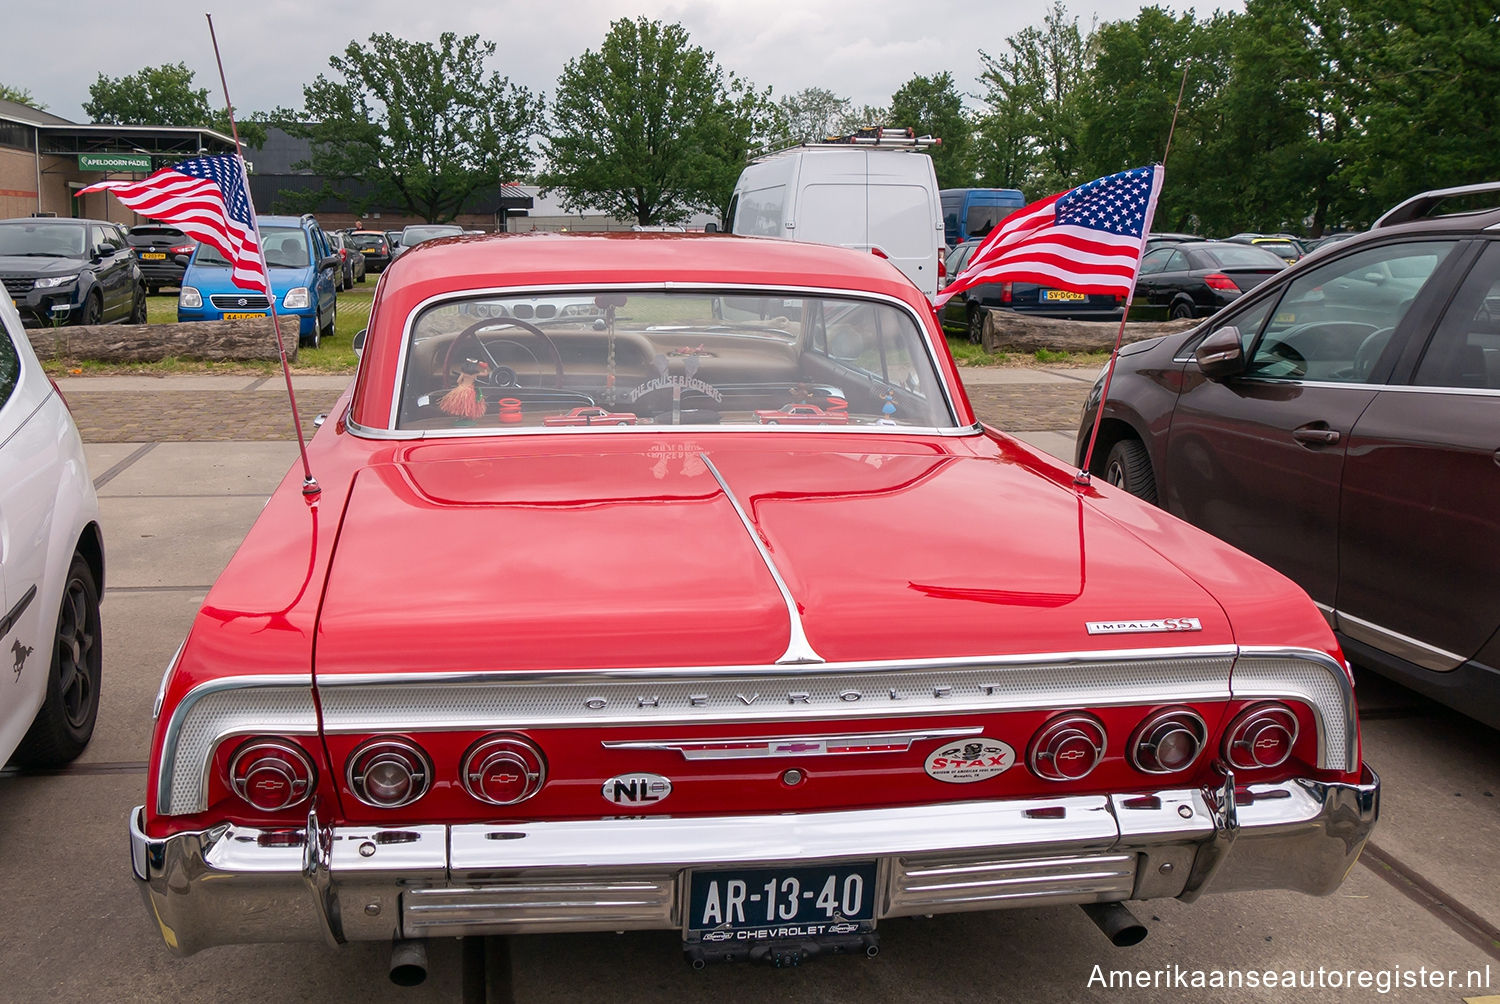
[1353,327,1394,381]
[442,317,566,392]
[1258,340,1307,378]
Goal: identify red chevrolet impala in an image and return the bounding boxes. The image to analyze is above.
[130,232,1378,972]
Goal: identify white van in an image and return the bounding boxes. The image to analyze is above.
[728,132,945,296]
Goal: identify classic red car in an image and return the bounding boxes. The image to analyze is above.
[130,233,1378,976]
[543,406,639,427]
[754,403,849,425]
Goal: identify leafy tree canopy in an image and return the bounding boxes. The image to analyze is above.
[281,32,543,223]
[0,83,45,110]
[84,62,263,146]
[540,17,766,226]
[888,72,972,189]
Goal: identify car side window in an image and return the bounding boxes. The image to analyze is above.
[1139,248,1172,275]
[90,224,121,255]
[1414,242,1500,390]
[1245,241,1455,382]
[1163,250,1189,273]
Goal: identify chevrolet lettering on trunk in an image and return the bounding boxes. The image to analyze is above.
[129,232,1378,975]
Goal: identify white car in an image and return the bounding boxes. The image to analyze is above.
[0,295,104,767]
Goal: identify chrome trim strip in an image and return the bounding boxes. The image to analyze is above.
[1312,602,1335,629]
[1361,384,1500,398]
[1334,611,1465,672]
[155,673,316,817]
[601,725,983,759]
[376,280,963,438]
[1239,377,1500,398]
[1231,646,1357,773]
[700,453,822,665]
[151,640,185,721]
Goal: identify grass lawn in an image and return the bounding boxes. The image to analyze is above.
[51,286,1103,376]
[55,287,372,376]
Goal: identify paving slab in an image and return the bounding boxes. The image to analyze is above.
[0,774,462,1003]
[95,441,298,498]
[99,496,268,589]
[954,366,1090,385]
[1010,430,1078,463]
[82,443,150,482]
[80,590,204,766]
[1360,708,1500,930]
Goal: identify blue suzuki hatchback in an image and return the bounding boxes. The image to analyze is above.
[177,214,339,347]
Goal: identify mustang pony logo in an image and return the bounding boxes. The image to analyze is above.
[11,640,33,680]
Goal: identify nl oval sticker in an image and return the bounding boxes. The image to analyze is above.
[924,737,1016,783]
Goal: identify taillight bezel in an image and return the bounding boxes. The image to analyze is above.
[1027,712,1108,782]
[1223,702,1300,770]
[461,734,547,806]
[346,737,433,809]
[1128,707,1208,775]
[227,737,317,812]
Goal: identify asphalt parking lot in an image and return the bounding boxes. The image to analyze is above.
[1,368,1496,1003]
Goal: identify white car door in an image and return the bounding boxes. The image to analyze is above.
[0,300,70,762]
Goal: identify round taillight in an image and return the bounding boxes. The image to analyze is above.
[347,738,432,808]
[462,735,547,806]
[228,739,316,811]
[1224,703,1299,770]
[1028,713,1107,781]
[1129,708,1208,774]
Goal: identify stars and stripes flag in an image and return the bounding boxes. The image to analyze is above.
[77,154,266,292]
[934,165,1164,309]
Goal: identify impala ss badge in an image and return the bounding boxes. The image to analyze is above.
[924,737,1016,784]
[602,772,672,806]
[1086,617,1202,635]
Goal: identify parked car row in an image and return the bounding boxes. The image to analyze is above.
[1078,181,1500,730]
[0,217,147,327]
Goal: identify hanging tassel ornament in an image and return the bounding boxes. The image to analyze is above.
[440,359,489,420]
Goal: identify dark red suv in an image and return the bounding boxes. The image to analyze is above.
[1077,181,1500,728]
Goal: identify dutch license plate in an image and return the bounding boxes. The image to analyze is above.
[360,249,376,254]
[141,252,167,260]
[686,862,878,942]
[1043,289,1086,302]
[222,312,266,320]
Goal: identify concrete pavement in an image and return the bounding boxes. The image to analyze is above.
[2,368,1496,1002]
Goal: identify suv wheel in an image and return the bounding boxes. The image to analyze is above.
[77,291,102,326]
[967,308,985,345]
[129,286,148,325]
[1104,439,1158,504]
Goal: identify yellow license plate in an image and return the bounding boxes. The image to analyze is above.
[141,252,167,260]
[1043,290,1086,302]
[360,249,376,254]
[222,312,266,320]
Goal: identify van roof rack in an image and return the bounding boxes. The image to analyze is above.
[1373,181,1500,229]
[797,127,941,151]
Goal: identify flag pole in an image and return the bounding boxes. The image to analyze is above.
[1074,62,1191,490]
[205,12,320,499]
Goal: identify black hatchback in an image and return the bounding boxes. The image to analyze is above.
[939,238,1124,343]
[1076,181,1500,729]
[126,225,195,294]
[1133,241,1287,319]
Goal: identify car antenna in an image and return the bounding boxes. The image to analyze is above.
[1074,61,1192,490]
[206,12,320,500]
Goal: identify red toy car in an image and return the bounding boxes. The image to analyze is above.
[543,406,638,427]
[754,403,849,425]
[130,233,1378,974]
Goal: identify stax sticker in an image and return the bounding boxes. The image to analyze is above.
[924,737,1016,783]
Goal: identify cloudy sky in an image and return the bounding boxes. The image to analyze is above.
[11,0,1235,123]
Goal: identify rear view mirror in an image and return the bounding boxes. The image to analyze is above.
[1194,326,1245,381]
[352,328,366,357]
[174,254,191,268]
[703,222,719,234]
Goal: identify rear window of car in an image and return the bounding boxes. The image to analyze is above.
[1205,245,1286,268]
[395,290,954,433]
[350,234,385,249]
[128,227,186,241]
[1254,240,1300,257]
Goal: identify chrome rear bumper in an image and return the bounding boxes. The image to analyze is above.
[130,767,1378,955]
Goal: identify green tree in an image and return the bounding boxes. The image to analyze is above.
[0,83,45,110]
[84,62,263,146]
[773,88,853,144]
[699,77,783,225]
[976,2,1093,194]
[540,17,757,225]
[283,32,542,223]
[888,72,972,188]
[1078,7,1238,232]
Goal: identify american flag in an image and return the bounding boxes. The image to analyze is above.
[935,165,1163,309]
[78,154,266,292]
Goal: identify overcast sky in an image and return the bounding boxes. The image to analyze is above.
[11,0,1237,124]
